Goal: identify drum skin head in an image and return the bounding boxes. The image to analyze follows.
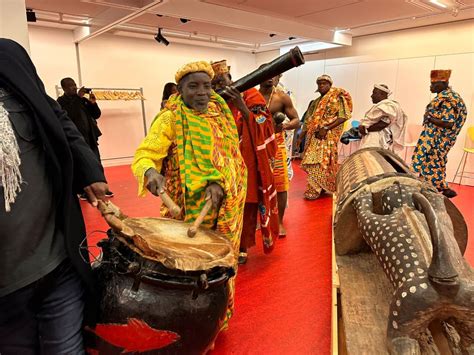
[116,217,235,271]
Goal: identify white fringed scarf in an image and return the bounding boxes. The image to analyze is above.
[0,101,22,212]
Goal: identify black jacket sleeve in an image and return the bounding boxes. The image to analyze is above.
[57,95,78,126]
[48,96,106,188]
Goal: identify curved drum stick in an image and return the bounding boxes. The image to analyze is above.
[96,200,125,232]
[159,191,182,218]
[187,199,213,238]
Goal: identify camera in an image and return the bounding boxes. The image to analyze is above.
[340,127,361,145]
[84,88,92,94]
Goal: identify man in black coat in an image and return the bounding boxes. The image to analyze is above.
[58,77,113,198]
[0,38,108,354]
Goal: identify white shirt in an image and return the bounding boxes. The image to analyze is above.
[360,99,407,152]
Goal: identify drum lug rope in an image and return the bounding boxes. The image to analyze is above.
[131,275,142,293]
[199,273,209,290]
[192,273,209,299]
[130,259,150,293]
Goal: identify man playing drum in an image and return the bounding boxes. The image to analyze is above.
[132,61,247,329]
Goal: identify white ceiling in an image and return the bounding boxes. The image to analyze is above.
[25,0,474,52]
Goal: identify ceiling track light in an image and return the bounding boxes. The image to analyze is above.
[154,28,169,46]
[26,8,37,22]
[429,0,448,8]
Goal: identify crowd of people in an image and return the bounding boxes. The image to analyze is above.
[0,37,468,353]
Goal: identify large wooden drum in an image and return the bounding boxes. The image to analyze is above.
[333,147,468,255]
[85,202,235,354]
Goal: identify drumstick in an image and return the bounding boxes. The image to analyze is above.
[160,191,181,218]
[187,199,213,238]
[96,200,125,232]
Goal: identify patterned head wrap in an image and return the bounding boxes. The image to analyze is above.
[430,69,451,83]
[175,61,214,83]
[316,74,333,85]
[374,84,392,95]
[211,60,231,76]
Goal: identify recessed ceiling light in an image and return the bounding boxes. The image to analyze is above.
[429,0,448,8]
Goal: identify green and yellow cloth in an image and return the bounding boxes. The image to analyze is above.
[132,91,247,329]
[132,91,247,251]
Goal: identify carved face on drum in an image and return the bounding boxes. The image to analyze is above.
[178,72,213,112]
[353,183,474,354]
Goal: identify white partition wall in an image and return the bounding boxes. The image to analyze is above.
[28,20,474,174]
[279,20,474,186]
[29,27,79,97]
[283,60,326,116]
[352,60,399,121]
[394,56,435,126]
[324,63,358,106]
[28,27,257,166]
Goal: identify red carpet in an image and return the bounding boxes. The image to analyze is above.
[80,163,474,354]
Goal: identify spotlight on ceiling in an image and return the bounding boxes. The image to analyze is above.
[26,8,37,22]
[269,33,276,37]
[154,28,170,46]
[180,18,190,23]
[429,0,448,8]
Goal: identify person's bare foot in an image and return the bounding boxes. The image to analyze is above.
[238,252,248,264]
[279,224,286,238]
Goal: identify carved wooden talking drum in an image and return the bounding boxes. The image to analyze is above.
[334,148,474,354]
[85,202,235,354]
[333,147,468,256]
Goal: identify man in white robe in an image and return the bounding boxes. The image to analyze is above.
[359,84,407,152]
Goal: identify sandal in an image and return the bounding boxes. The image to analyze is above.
[304,192,321,200]
[238,252,248,265]
[278,225,287,238]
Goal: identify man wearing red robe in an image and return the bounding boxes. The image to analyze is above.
[211,60,279,264]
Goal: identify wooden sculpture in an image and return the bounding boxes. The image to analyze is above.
[334,147,473,354]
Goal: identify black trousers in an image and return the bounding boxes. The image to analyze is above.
[0,260,85,355]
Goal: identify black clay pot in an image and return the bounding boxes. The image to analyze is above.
[84,231,234,354]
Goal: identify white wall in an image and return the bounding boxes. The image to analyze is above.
[281,20,474,185]
[28,27,257,166]
[27,20,474,184]
[0,0,30,52]
[29,26,78,97]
